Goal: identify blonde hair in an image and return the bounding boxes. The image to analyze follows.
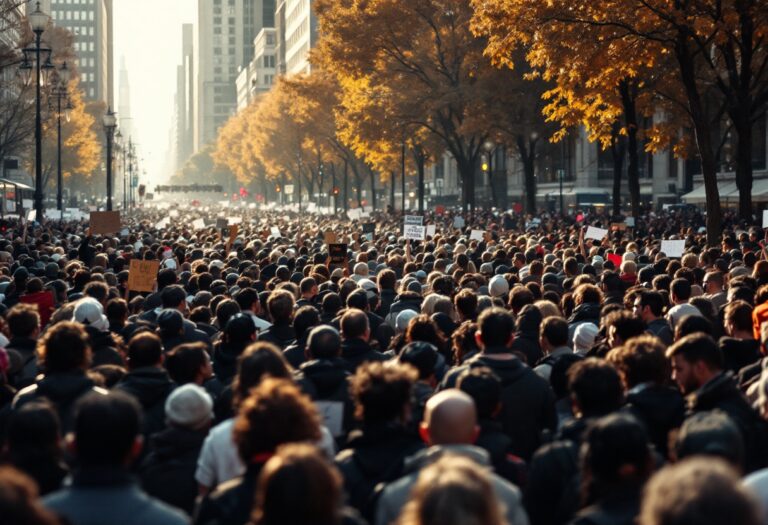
[534,300,562,320]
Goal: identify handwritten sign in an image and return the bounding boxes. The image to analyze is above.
[227,224,239,250]
[661,240,686,258]
[127,259,161,292]
[585,226,608,241]
[90,211,121,235]
[192,219,205,230]
[270,226,281,237]
[404,215,423,226]
[453,216,465,229]
[470,230,485,241]
[426,225,437,238]
[328,243,347,267]
[404,224,426,241]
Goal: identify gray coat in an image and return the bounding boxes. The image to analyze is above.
[374,445,529,525]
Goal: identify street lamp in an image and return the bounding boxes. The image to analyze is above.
[21,2,54,221]
[483,140,496,207]
[50,62,70,219]
[102,107,117,211]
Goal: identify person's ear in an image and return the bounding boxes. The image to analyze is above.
[475,331,484,349]
[130,435,144,462]
[418,423,430,445]
[471,424,480,444]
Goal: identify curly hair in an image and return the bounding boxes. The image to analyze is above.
[37,321,92,373]
[350,361,417,424]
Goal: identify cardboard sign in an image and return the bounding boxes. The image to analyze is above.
[127,259,161,292]
[362,222,375,242]
[227,224,239,249]
[404,224,426,241]
[22,199,32,210]
[426,225,437,238]
[404,215,423,226]
[192,219,205,230]
[328,243,347,266]
[90,211,121,235]
[661,240,686,258]
[585,226,608,241]
[270,226,281,237]
[470,230,485,241]
[453,216,465,229]
[324,230,337,245]
[611,222,627,231]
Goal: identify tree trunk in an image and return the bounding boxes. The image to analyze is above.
[343,160,349,212]
[610,130,625,217]
[369,165,376,212]
[735,113,754,222]
[516,136,537,214]
[416,152,425,214]
[456,157,475,213]
[390,170,396,212]
[620,79,641,219]
[676,32,721,245]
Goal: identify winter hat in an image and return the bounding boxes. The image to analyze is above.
[72,297,109,332]
[666,303,702,330]
[395,309,419,333]
[488,274,510,298]
[573,322,599,355]
[164,384,214,430]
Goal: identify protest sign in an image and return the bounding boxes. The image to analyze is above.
[216,218,228,230]
[404,215,423,226]
[328,243,348,268]
[470,230,485,241]
[270,226,281,237]
[426,225,436,238]
[90,211,121,235]
[404,224,426,241]
[585,226,608,241]
[362,222,375,241]
[453,216,465,229]
[607,253,623,267]
[661,240,686,258]
[625,217,635,227]
[127,259,161,292]
[192,219,205,230]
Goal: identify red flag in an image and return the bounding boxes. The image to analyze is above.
[607,253,623,267]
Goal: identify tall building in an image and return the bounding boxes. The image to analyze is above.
[117,56,133,139]
[175,23,194,169]
[41,0,113,106]
[283,0,316,75]
[235,27,276,110]
[193,0,275,152]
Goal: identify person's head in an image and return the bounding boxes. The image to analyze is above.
[638,458,760,525]
[252,444,343,525]
[232,342,292,408]
[306,325,342,360]
[37,321,91,373]
[164,342,212,385]
[351,361,417,425]
[0,467,60,525]
[420,389,479,446]
[267,290,295,324]
[454,289,478,321]
[702,271,724,294]
[126,332,163,370]
[674,314,712,339]
[299,277,318,298]
[580,413,653,503]
[674,411,744,470]
[723,300,753,338]
[539,316,569,353]
[634,290,664,322]
[398,455,506,525]
[670,278,692,304]
[160,284,187,310]
[164,383,214,431]
[399,341,439,382]
[604,310,647,349]
[6,400,62,463]
[215,299,242,328]
[607,335,669,389]
[568,358,624,418]
[666,333,723,394]
[457,367,501,421]
[573,283,602,306]
[70,392,142,468]
[293,306,320,340]
[5,304,40,339]
[476,307,515,350]
[233,378,321,463]
[340,308,369,342]
[223,312,257,346]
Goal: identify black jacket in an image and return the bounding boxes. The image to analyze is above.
[688,371,768,472]
[296,358,354,438]
[719,337,761,375]
[13,372,106,434]
[340,338,388,373]
[624,384,685,458]
[257,322,296,350]
[646,318,673,346]
[283,336,309,369]
[193,462,264,525]
[85,326,124,367]
[335,422,424,516]
[140,426,207,516]
[376,288,397,318]
[511,306,543,365]
[6,337,39,389]
[475,419,527,488]
[115,367,175,438]
[442,349,557,460]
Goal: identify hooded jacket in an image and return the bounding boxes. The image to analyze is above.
[115,367,175,438]
[384,295,422,328]
[296,358,354,438]
[442,350,557,460]
[85,326,124,367]
[341,338,387,373]
[511,306,543,365]
[624,384,685,458]
[375,445,529,525]
[568,302,602,340]
[256,322,296,350]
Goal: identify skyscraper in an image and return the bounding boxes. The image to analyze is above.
[192,0,275,152]
[283,0,315,76]
[117,56,133,140]
[176,23,194,169]
[41,0,113,106]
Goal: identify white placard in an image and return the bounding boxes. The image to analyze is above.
[625,217,635,227]
[426,225,436,238]
[404,215,423,226]
[453,216,465,229]
[22,199,33,210]
[661,240,686,258]
[227,216,242,225]
[470,230,485,241]
[270,226,281,237]
[585,226,608,241]
[284,184,294,195]
[316,401,344,438]
[169,210,179,218]
[404,224,426,241]
[155,218,170,229]
[192,219,205,230]
[120,228,129,237]
[347,209,362,221]
[27,209,35,221]
[763,210,768,228]
[306,202,317,213]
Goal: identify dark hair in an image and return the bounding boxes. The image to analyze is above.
[127,332,163,369]
[267,290,295,323]
[38,321,91,373]
[477,308,515,348]
[346,289,369,310]
[454,289,478,320]
[675,314,712,338]
[607,335,669,387]
[351,361,417,424]
[724,300,753,333]
[568,359,623,417]
[73,392,142,467]
[215,299,242,328]
[164,342,209,384]
[666,333,723,370]
[234,287,259,311]
[0,466,60,525]
[293,306,320,340]
[541,316,569,347]
[605,310,647,343]
[233,378,321,461]
[105,298,128,321]
[306,325,342,360]
[457,367,501,420]
[377,269,396,290]
[233,342,292,407]
[160,285,186,308]
[6,304,40,338]
[340,309,369,340]
[83,281,109,303]
[670,278,692,302]
[6,401,62,471]
[508,286,534,312]
[639,291,665,317]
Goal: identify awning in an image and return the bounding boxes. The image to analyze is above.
[751,178,768,202]
[0,178,33,191]
[681,181,738,204]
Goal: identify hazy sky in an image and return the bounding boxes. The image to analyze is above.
[113,0,195,185]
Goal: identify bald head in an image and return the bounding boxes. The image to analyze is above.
[422,389,478,445]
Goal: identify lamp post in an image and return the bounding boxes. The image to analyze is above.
[102,108,117,211]
[115,129,124,210]
[21,2,53,221]
[50,62,71,219]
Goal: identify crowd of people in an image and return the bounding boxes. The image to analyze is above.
[0,203,767,525]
